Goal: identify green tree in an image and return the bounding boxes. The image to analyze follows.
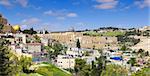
[145,51,149,56]
[45,30,49,34]
[127,58,136,66]
[137,49,145,57]
[121,45,127,51]
[0,24,4,30]
[83,51,90,56]
[91,56,106,76]
[101,64,129,76]
[0,39,19,76]
[74,59,86,76]
[138,49,144,54]
[76,39,81,48]
[78,65,91,76]
[0,24,4,33]
[117,35,140,46]
[22,28,37,35]
[33,35,41,43]
[44,42,65,60]
[44,45,55,60]
[74,53,106,76]
[131,68,150,76]
[52,43,63,57]
[19,56,32,73]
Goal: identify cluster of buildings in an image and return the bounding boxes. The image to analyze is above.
[103,48,150,72]
[0,13,149,73]
[55,45,149,71]
[0,33,50,63]
[56,48,100,69]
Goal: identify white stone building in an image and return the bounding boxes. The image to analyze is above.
[14,33,26,44]
[56,55,75,69]
[26,43,42,53]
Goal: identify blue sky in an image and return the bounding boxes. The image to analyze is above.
[0,0,149,31]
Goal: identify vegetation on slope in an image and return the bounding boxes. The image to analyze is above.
[131,68,150,76]
[34,63,72,76]
[0,39,20,76]
[101,64,129,76]
[117,35,140,46]
[83,31,125,37]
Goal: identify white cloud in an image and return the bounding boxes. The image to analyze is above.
[57,17,66,20]
[67,13,77,17]
[96,0,115,3]
[44,10,55,16]
[0,0,12,7]
[16,13,31,18]
[0,0,29,8]
[21,18,41,25]
[94,0,118,9]
[16,0,28,7]
[44,10,78,20]
[134,0,150,8]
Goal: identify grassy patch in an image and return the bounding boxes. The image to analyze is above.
[35,63,72,76]
[102,31,125,36]
[83,31,125,37]
[131,68,150,76]
[18,73,43,76]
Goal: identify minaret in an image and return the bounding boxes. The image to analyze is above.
[43,29,45,34]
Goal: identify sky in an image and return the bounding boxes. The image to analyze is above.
[0,0,150,31]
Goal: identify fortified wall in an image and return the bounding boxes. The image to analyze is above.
[38,32,118,49]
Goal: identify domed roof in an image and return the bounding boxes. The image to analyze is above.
[13,25,20,31]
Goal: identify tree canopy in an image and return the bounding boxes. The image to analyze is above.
[76,39,81,48]
[0,39,20,76]
[101,64,129,76]
[22,28,37,35]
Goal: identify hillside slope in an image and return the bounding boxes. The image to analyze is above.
[130,36,150,53]
[30,63,72,76]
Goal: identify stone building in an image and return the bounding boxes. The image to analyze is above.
[26,43,42,53]
[56,55,75,69]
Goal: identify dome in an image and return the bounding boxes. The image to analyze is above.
[13,25,20,31]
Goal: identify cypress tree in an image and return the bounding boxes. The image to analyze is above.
[76,39,81,48]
